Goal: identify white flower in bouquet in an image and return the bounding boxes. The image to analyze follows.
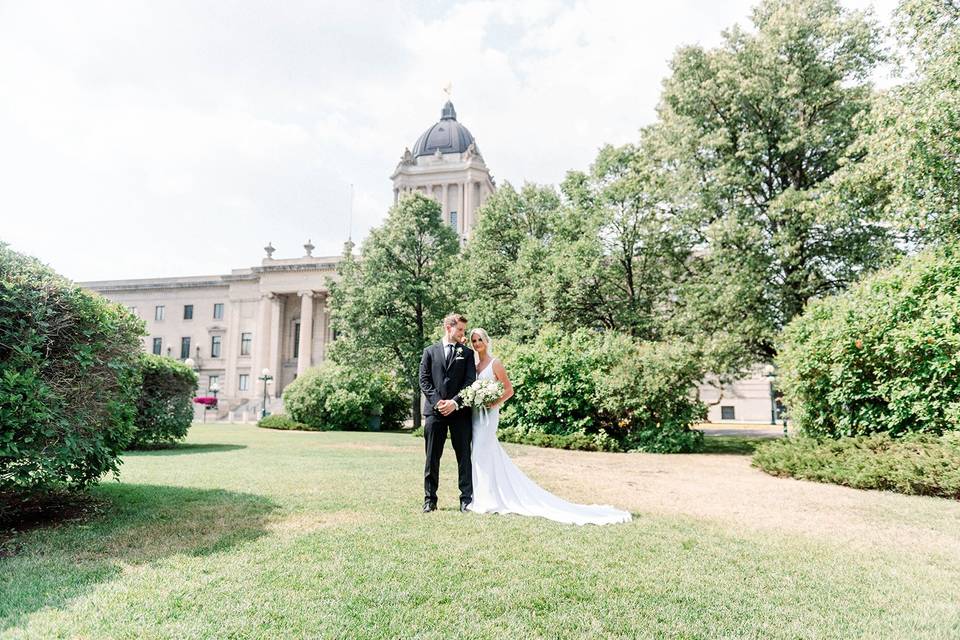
[460,378,504,408]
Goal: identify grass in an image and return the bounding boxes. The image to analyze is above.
[2,424,959,639]
[700,435,767,455]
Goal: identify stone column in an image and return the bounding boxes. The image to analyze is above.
[269,295,283,398]
[297,291,314,375]
[460,181,467,236]
[463,177,473,236]
[223,300,241,400]
[316,293,328,362]
[254,293,274,399]
[442,184,450,225]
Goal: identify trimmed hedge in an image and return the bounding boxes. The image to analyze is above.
[410,424,619,451]
[777,243,960,438]
[257,414,311,431]
[0,243,143,492]
[283,362,407,431]
[128,354,198,449]
[753,432,960,499]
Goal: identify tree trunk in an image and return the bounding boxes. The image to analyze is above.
[412,390,422,429]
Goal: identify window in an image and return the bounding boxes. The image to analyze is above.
[208,375,219,391]
[128,306,138,316]
[210,335,222,358]
[183,304,194,320]
[213,303,224,320]
[155,305,165,321]
[293,322,301,358]
[720,406,736,420]
[240,332,252,356]
[180,337,191,360]
[449,210,458,228]
[152,337,162,355]
[238,374,249,391]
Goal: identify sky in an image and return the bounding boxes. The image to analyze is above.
[0,0,900,281]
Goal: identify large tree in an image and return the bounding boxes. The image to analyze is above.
[656,0,897,368]
[834,0,960,246]
[547,141,696,340]
[458,182,561,341]
[328,192,459,428]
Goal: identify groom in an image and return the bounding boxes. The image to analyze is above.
[419,312,477,513]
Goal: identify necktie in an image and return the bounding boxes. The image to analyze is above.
[445,343,454,367]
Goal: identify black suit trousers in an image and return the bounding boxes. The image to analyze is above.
[423,410,472,504]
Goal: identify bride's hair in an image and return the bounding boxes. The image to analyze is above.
[469,328,492,360]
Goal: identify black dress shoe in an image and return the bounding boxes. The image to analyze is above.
[460,500,472,513]
[423,501,437,513]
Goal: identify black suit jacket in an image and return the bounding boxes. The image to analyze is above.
[419,341,477,418]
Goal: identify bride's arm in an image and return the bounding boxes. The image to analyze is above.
[490,360,514,410]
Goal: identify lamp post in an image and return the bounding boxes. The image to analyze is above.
[766,364,788,437]
[259,368,274,419]
[208,382,220,424]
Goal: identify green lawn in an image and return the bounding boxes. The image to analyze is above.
[2,424,959,639]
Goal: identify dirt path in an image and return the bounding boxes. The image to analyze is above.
[504,443,960,556]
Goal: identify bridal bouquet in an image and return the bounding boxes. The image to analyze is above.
[459,378,504,408]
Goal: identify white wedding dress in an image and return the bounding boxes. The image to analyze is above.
[466,358,632,525]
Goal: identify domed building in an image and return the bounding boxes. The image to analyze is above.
[391,101,496,241]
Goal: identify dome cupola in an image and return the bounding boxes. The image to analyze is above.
[410,101,478,158]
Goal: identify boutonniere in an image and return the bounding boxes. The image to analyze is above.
[454,345,465,360]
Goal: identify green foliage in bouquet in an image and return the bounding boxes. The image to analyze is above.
[128,354,198,449]
[283,362,407,431]
[776,243,960,438]
[0,242,143,492]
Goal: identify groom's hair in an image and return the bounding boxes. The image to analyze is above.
[443,312,467,328]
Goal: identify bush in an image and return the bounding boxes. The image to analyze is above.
[283,362,407,431]
[777,243,960,438]
[0,243,143,492]
[128,354,198,449]
[497,327,706,453]
[258,414,311,431]
[753,432,960,499]
[595,340,707,453]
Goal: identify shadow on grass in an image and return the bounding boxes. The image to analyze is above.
[700,436,767,455]
[124,443,247,456]
[0,483,277,632]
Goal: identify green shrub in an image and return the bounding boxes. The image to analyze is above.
[595,340,707,453]
[777,243,960,438]
[283,362,407,431]
[257,414,311,431]
[0,243,143,492]
[128,354,198,449]
[752,432,960,499]
[497,327,706,453]
[496,328,620,437]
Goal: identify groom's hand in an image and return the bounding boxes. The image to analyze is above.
[437,400,455,416]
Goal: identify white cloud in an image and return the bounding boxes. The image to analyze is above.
[0,0,900,280]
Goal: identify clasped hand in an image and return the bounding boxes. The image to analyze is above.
[436,399,457,416]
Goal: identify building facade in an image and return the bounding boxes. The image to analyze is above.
[82,245,340,415]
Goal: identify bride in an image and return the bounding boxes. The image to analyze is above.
[465,328,632,525]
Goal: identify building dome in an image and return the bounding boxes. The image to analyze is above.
[410,101,478,158]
